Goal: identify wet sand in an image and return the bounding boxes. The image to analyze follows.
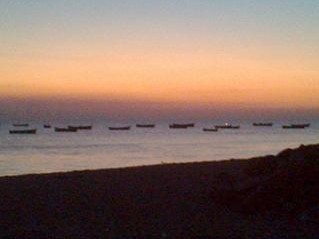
[0,144,318,238]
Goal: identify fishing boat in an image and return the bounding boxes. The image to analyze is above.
[282,124,307,129]
[67,126,78,131]
[77,125,93,130]
[54,127,77,132]
[203,128,218,132]
[215,123,240,129]
[136,124,155,128]
[169,123,195,129]
[108,126,131,131]
[253,123,273,127]
[12,123,29,127]
[43,124,51,128]
[9,129,36,134]
[291,123,310,128]
[185,123,195,128]
[68,125,93,130]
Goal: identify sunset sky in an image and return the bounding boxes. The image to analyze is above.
[1,0,318,120]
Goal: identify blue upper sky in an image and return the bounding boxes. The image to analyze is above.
[1,0,318,54]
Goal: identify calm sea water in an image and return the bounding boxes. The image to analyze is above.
[0,121,318,176]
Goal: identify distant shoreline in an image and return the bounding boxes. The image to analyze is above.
[0,143,319,238]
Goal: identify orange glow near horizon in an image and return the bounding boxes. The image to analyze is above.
[1,43,318,110]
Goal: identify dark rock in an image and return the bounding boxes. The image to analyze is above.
[0,144,318,238]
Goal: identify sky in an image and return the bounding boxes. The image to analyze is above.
[0,0,318,121]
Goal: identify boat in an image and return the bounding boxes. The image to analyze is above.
[185,123,195,128]
[108,126,131,131]
[253,123,273,127]
[67,126,79,131]
[43,124,51,128]
[77,125,93,130]
[136,124,155,128]
[68,125,93,130]
[203,128,218,132]
[214,123,240,129]
[9,129,36,134]
[291,123,310,128]
[12,123,29,127]
[54,127,78,132]
[282,124,307,129]
[169,123,195,129]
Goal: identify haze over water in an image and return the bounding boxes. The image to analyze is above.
[0,121,318,176]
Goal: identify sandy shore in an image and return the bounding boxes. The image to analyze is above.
[0,144,318,238]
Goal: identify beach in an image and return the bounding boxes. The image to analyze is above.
[0,144,318,238]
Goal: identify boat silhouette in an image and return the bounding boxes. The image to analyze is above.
[185,123,195,128]
[9,129,36,134]
[253,123,273,127]
[282,124,308,129]
[136,124,155,128]
[55,127,78,132]
[291,123,310,128]
[68,125,93,130]
[215,123,240,129]
[169,124,188,129]
[43,124,51,128]
[169,123,195,129]
[108,126,131,131]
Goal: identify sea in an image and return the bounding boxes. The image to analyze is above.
[0,121,318,176]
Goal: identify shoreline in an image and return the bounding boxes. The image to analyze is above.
[0,156,260,179]
[0,144,318,238]
[0,145,313,179]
